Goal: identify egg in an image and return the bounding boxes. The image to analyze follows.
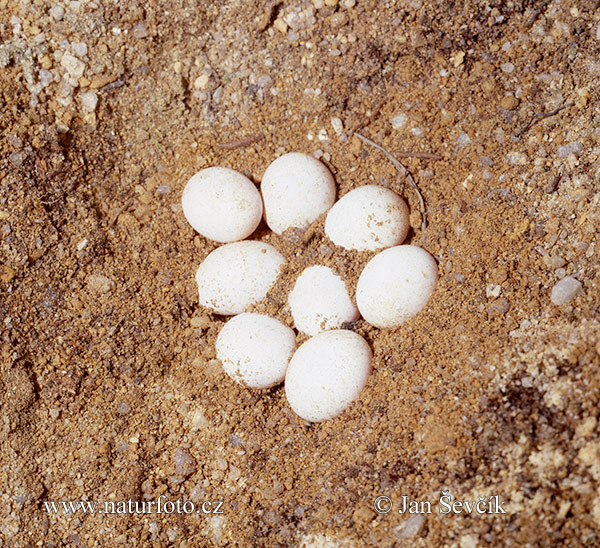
[288,265,359,336]
[285,330,372,422]
[356,245,438,328]
[324,185,409,251]
[260,152,336,235]
[216,313,297,389]
[182,167,262,243]
[196,241,285,315]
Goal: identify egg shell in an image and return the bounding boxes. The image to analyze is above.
[216,313,297,389]
[324,185,409,251]
[182,167,262,243]
[196,241,285,315]
[260,152,336,235]
[285,330,372,422]
[288,265,359,336]
[356,245,438,328]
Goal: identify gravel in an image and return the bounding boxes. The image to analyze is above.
[550,276,583,305]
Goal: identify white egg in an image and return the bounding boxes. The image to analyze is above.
[216,313,297,389]
[285,330,372,422]
[324,185,409,251]
[182,167,262,243]
[356,245,438,328]
[196,241,285,315]
[288,265,359,336]
[260,152,336,235]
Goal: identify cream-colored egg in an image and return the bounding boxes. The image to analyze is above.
[356,245,438,328]
[182,167,262,243]
[324,185,409,251]
[196,241,284,315]
[288,265,359,336]
[260,152,336,235]
[216,313,297,389]
[285,330,372,422]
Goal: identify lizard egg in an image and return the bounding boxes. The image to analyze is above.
[356,245,438,328]
[196,241,285,315]
[288,265,359,336]
[182,167,262,243]
[285,330,372,422]
[216,313,297,389]
[324,185,409,251]
[260,152,336,234]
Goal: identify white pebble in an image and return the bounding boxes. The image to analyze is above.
[195,241,284,315]
[60,52,85,78]
[71,41,88,57]
[557,141,583,158]
[331,117,343,135]
[39,69,53,87]
[288,265,359,336]
[80,90,98,112]
[390,113,407,130]
[356,245,438,328]
[324,185,409,251]
[260,152,336,234]
[49,5,65,20]
[550,276,582,305]
[182,167,263,243]
[285,330,372,422]
[216,313,297,388]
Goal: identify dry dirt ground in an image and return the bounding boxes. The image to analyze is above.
[1,0,599,546]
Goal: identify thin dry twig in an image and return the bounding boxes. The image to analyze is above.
[99,79,125,93]
[394,150,442,160]
[109,198,133,226]
[353,132,427,246]
[525,0,552,29]
[516,103,573,137]
[217,133,264,150]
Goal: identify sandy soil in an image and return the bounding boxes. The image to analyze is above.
[1,0,599,546]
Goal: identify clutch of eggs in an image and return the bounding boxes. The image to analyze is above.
[182,152,438,422]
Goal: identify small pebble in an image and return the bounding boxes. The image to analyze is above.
[195,241,284,315]
[324,185,409,251]
[288,265,359,336]
[330,117,343,135]
[39,69,53,87]
[505,151,527,165]
[49,4,64,20]
[87,274,115,294]
[260,152,336,235]
[71,41,88,57]
[500,95,519,110]
[390,113,407,130]
[395,514,426,539]
[550,276,583,305]
[194,74,210,90]
[132,21,149,39]
[174,447,196,476]
[61,52,85,78]
[80,90,98,112]
[456,132,471,149]
[356,245,438,328]
[216,313,296,388]
[543,255,566,269]
[557,142,583,158]
[182,167,262,243]
[285,330,372,422]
